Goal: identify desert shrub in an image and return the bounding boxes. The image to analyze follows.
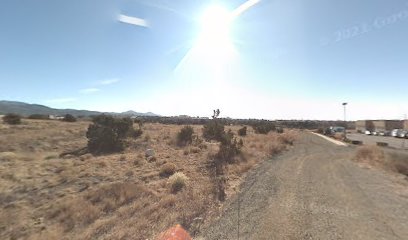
[238,126,247,136]
[215,130,243,164]
[269,141,286,156]
[62,114,77,122]
[86,115,136,154]
[28,114,49,120]
[169,172,188,193]
[203,120,225,141]
[276,127,284,134]
[133,128,143,138]
[177,125,194,146]
[3,113,21,125]
[160,163,177,177]
[190,146,201,153]
[134,118,143,127]
[279,131,297,145]
[133,119,144,136]
[252,121,276,134]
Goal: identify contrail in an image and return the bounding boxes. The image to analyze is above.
[118,14,149,28]
[232,0,261,18]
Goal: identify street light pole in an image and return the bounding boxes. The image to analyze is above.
[342,102,348,138]
[342,102,348,122]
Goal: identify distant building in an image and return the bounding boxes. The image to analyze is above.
[355,120,374,132]
[356,120,403,132]
[177,115,191,119]
[49,115,63,120]
[404,120,408,130]
[372,120,403,132]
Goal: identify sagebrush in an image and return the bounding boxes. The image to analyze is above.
[177,125,194,146]
[3,113,21,125]
[203,120,225,141]
[86,115,137,154]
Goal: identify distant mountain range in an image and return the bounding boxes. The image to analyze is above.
[0,100,159,117]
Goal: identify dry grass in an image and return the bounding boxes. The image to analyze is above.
[354,146,386,167]
[0,120,296,239]
[354,146,408,176]
[169,172,188,193]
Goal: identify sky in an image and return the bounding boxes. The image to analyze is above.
[0,0,407,120]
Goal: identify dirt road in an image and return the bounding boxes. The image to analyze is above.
[200,132,408,239]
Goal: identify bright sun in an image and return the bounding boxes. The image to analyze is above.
[195,5,236,63]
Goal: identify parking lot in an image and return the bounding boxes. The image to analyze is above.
[347,133,408,150]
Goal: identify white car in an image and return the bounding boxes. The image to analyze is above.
[391,129,399,137]
[364,130,371,135]
[398,130,408,138]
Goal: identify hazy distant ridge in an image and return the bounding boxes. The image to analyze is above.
[0,100,159,117]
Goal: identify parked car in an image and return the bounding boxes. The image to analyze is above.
[391,129,400,137]
[372,131,378,136]
[398,130,408,138]
[378,131,391,136]
[364,130,371,135]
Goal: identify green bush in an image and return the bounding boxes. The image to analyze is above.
[62,114,77,122]
[86,115,136,154]
[203,120,225,142]
[238,126,247,136]
[28,114,49,120]
[3,113,21,125]
[177,126,194,146]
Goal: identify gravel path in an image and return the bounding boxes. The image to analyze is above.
[200,132,408,239]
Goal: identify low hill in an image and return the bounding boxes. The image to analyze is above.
[0,100,159,117]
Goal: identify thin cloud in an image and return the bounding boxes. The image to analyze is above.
[79,88,100,94]
[100,78,120,85]
[118,14,149,28]
[46,98,76,104]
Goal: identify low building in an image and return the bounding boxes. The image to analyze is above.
[372,120,403,132]
[355,120,374,132]
[49,115,64,120]
[404,120,408,130]
[355,120,403,132]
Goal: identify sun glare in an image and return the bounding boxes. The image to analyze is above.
[174,4,239,87]
[200,5,231,42]
[195,4,236,65]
